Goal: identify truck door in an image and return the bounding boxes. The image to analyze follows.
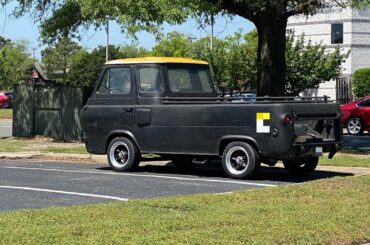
[83,66,135,153]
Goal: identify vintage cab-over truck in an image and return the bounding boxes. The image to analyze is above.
[80,57,342,179]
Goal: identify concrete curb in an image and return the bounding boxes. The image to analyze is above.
[0,152,107,164]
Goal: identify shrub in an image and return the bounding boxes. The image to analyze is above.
[353,68,370,98]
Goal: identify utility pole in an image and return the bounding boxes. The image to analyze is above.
[210,13,215,52]
[32,48,37,59]
[106,20,110,62]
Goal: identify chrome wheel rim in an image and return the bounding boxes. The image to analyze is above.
[225,146,249,175]
[348,119,361,134]
[109,142,130,168]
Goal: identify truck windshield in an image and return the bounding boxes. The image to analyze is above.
[167,67,214,93]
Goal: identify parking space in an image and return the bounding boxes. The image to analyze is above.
[0,160,353,211]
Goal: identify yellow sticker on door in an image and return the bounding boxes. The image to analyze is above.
[256,113,270,133]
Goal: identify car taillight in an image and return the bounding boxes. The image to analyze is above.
[283,114,292,126]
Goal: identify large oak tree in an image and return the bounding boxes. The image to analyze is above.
[1,0,366,95]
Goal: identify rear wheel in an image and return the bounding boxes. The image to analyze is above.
[107,137,140,172]
[346,117,364,135]
[283,157,319,176]
[222,142,258,179]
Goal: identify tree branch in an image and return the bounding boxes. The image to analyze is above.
[203,0,258,21]
[286,0,322,17]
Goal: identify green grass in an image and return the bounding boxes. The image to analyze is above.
[0,175,369,244]
[0,109,12,119]
[320,154,369,168]
[41,146,88,154]
[0,139,28,152]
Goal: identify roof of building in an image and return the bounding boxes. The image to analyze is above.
[105,57,208,65]
[33,62,49,80]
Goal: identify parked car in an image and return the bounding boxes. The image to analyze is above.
[341,96,370,135]
[231,92,257,102]
[5,92,13,108]
[0,92,9,108]
[81,57,342,179]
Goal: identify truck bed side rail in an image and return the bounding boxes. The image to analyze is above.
[161,96,333,104]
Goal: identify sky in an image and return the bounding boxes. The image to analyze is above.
[0,3,255,60]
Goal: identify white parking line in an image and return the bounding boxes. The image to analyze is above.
[0,185,128,201]
[0,166,277,187]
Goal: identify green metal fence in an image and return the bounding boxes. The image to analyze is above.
[12,85,92,141]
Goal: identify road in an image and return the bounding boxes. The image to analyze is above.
[0,120,12,138]
[343,134,370,152]
[0,160,353,211]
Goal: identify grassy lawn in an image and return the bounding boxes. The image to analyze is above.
[320,154,369,168]
[0,139,28,152]
[0,175,368,244]
[0,109,12,120]
[40,146,88,154]
[0,138,86,154]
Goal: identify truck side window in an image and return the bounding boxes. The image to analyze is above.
[97,68,131,95]
[168,68,214,93]
[139,67,164,93]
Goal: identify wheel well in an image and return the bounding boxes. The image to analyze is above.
[219,139,259,156]
[106,133,139,152]
[346,116,363,124]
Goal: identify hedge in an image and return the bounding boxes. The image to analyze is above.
[353,68,370,98]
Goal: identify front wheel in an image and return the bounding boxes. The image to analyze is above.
[283,157,319,176]
[222,142,258,179]
[107,137,140,172]
[346,117,364,135]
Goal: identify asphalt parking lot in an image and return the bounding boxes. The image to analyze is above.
[0,159,353,211]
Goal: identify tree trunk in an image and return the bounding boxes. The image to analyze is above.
[255,15,288,96]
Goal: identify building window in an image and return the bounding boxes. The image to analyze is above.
[331,23,343,44]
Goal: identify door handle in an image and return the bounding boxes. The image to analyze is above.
[125,108,133,112]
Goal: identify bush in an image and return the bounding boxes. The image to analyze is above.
[353,68,370,98]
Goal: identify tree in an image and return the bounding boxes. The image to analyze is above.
[151,31,258,92]
[0,40,34,90]
[0,36,11,48]
[151,29,348,95]
[3,0,366,95]
[285,33,349,95]
[68,44,148,87]
[42,37,82,83]
[352,68,370,98]
[120,44,148,58]
[151,32,193,57]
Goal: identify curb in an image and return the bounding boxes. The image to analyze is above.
[0,153,107,164]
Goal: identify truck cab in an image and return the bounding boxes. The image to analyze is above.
[81,57,342,179]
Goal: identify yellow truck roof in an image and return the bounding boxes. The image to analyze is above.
[105,57,208,65]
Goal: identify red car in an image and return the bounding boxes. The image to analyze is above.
[341,96,370,135]
[0,92,9,108]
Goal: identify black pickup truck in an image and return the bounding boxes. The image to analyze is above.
[80,57,342,179]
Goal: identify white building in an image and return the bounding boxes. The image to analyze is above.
[288,8,370,103]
